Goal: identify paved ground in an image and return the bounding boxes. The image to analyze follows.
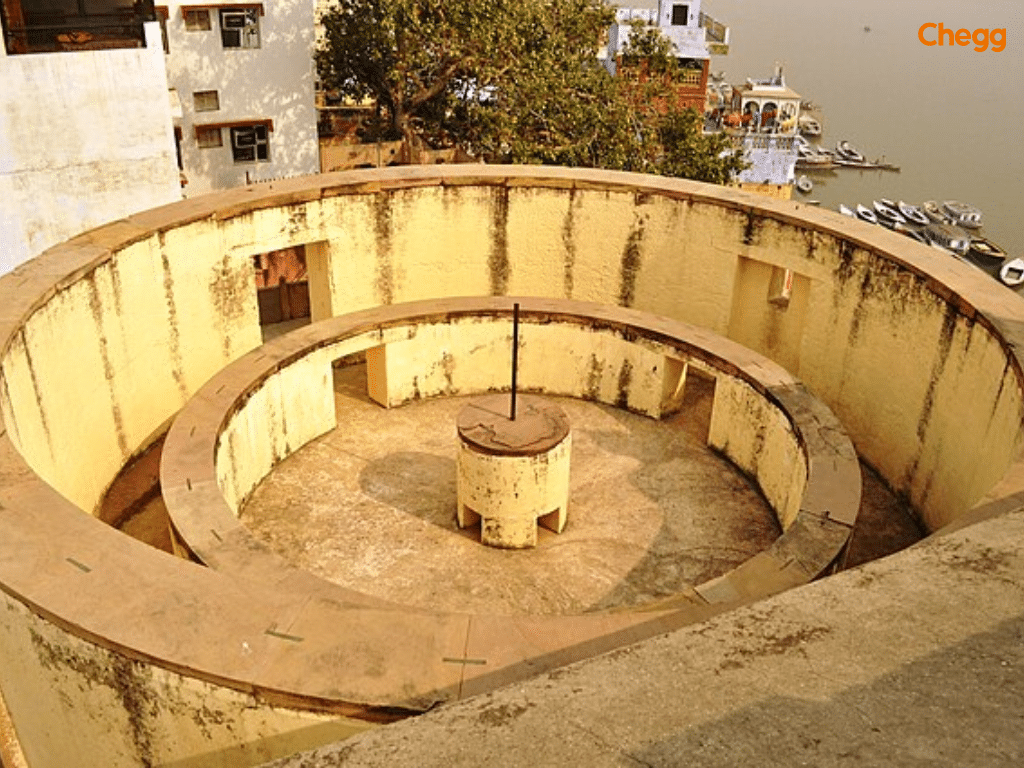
[113,364,922,584]
[239,364,780,614]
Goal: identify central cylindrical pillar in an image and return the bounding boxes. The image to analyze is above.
[456,394,571,549]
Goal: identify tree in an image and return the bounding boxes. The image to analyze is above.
[316,0,745,184]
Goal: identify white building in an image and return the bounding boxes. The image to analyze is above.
[732,69,801,190]
[601,1,729,113]
[161,1,319,195]
[0,0,180,274]
[603,1,730,74]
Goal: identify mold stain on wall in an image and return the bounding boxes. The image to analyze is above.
[85,269,129,459]
[561,189,578,299]
[619,214,646,308]
[373,193,395,305]
[208,253,254,361]
[489,187,510,296]
[159,234,190,402]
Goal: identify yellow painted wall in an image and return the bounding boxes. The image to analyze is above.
[0,171,1019,547]
[0,590,373,768]
[3,175,1020,531]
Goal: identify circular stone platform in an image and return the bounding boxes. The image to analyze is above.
[456,394,570,455]
[456,394,572,548]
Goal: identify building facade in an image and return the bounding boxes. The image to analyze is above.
[0,0,180,274]
[161,0,319,195]
[603,0,729,112]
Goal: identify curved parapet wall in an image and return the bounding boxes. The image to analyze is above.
[1,166,1024,765]
[2,167,1021,531]
[160,297,858,597]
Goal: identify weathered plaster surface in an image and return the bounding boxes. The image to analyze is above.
[0,23,180,273]
[1,166,1022,765]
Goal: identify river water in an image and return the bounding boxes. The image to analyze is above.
[707,0,1023,252]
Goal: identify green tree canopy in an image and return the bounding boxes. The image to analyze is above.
[316,0,745,184]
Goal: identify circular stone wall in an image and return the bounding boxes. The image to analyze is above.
[1,166,1023,766]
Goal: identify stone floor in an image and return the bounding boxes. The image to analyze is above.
[113,364,923,613]
[239,364,781,615]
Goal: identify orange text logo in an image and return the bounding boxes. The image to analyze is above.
[919,23,1006,51]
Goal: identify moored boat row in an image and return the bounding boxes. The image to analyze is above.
[835,199,1022,289]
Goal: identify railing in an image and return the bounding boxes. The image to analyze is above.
[679,69,702,87]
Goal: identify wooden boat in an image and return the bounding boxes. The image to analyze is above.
[922,200,953,224]
[798,114,822,136]
[968,236,1007,262]
[999,258,1024,288]
[923,223,971,256]
[893,222,929,244]
[897,201,929,226]
[796,153,834,169]
[873,200,906,227]
[855,204,879,225]
[942,200,983,229]
[838,204,855,217]
[836,140,866,163]
[796,175,813,194]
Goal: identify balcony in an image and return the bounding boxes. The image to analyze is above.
[699,10,729,55]
[1,0,154,54]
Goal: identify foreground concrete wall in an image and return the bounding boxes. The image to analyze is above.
[0,586,371,768]
[0,24,181,274]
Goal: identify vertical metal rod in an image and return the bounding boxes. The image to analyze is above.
[510,302,520,420]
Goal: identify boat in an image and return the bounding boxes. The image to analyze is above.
[922,200,953,224]
[897,201,929,226]
[838,204,855,217]
[795,152,834,169]
[798,114,822,136]
[923,223,971,256]
[796,175,813,194]
[892,221,930,244]
[873,200,906,227]
[855,204,879,224]
[968,236,1006,262]
[999,258,1024,288]
[835,140,866,163]
[942,200,983,229]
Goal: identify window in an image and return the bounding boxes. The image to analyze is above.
[193,90,219,112]
[671,4,689,26]
[196,126,222,148]
[183,8,210,31]
[219,7,259,48]
[231,124,269,162]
